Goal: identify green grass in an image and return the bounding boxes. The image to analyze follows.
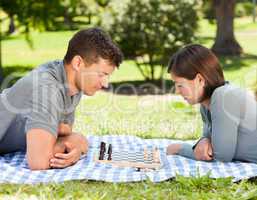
[2,31,75,67]
[73,92,201,139]
[2,176,257,200]
[1,17,257,199]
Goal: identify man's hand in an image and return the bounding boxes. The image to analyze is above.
[50,133,88,168]
[194,138,213,161]
[50,142,81,168]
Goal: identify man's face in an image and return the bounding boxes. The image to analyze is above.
[75,57,115,96]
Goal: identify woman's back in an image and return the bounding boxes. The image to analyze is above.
[201,83,257,162]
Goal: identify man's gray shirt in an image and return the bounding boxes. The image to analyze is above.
[0,60,82,153]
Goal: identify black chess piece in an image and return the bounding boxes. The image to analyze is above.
[107,144,112,160]
[99,142,106,160]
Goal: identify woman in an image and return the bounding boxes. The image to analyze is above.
[166,44,257,163]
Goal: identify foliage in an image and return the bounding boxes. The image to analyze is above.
[1,0,60,32]
[99,0,199,81]
[201,0,215,21]
[0,0,91,32]
[236,2,256,17]
[202,0,256,21]
[0,0,92,84]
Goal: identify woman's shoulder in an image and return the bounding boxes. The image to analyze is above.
[210,83,255,110]
[211,83,245,101]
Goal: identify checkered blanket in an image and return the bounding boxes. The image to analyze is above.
[1,135,257,184]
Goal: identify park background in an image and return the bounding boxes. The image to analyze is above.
[0,0,257,199]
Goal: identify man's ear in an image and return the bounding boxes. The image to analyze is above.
[70,55,83,71]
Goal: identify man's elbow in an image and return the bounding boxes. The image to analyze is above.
[27,156,51,170]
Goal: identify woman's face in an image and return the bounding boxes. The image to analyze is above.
[171,73,206,105]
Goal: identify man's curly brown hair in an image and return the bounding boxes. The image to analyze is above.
[64,28,123,67]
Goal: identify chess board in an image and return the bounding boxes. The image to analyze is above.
[94,142,162,170]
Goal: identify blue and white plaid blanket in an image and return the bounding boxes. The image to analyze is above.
[1,135,257,184]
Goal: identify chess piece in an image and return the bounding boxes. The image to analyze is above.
[153,147,159,163]
[99,142,106,160]
[107,144,112,160]
[144,147,148,162]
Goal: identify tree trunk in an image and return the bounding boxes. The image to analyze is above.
[64,12,74,30]
[8,15,15,34]
[149,54,155,81]
[87,13,92,24]
[212,0,243,56]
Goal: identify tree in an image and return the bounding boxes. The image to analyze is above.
[0,0,90,86]
[61,0,89,30]
[100,0,199,81]
[95,0,111,7]
[0,0,18,34]
[0,0,60,86]
[212,0,243,56]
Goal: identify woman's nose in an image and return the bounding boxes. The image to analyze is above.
[101,77,109,88]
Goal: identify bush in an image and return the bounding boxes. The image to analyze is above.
[202,0,215,21]
[202,1,256,20]
[99,0,199,81]
[235,2,255,17]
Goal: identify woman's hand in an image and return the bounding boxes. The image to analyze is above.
[194,138,213,161]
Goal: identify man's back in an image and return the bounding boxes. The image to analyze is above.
[0,60,81,154]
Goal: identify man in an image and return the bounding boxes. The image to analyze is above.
[0,28,123,170]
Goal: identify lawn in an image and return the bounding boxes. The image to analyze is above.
[1,17,257,199]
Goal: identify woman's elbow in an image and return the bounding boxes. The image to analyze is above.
[214,152,233,162]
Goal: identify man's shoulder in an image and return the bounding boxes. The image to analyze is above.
[37,60,63,71]
[34,59,64,81]
[1,59,70,111]
[29,60,66,89]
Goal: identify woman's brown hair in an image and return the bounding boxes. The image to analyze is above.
[167,44,225,100]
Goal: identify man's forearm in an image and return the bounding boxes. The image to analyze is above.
[57,123,73,136]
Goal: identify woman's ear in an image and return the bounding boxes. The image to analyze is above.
[195,73,206,87]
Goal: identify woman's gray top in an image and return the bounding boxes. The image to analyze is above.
[199,83,257,163]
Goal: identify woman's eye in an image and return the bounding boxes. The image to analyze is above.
[98,73,105,77]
